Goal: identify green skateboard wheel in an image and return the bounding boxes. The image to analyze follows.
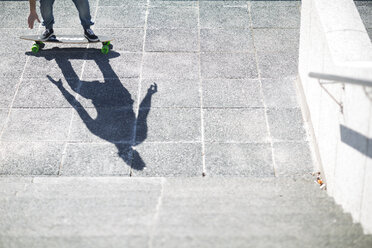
[101,45,109,54]
[32,43,40,54]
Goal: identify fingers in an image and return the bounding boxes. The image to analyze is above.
[28,16,34,29]
[36,16,41,23]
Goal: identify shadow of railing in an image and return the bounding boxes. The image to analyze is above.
[26,48,157,171]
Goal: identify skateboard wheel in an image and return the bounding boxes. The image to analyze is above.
[101,45,109,54]
[31,44,39,54]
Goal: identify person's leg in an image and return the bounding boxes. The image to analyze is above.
[40,0,55,30]
[71,0,94,29]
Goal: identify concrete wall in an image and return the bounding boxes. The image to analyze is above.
[298,0,372,234]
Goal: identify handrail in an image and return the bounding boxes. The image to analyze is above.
[309,72,372,87]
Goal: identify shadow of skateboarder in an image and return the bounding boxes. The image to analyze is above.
[27,48,156,171]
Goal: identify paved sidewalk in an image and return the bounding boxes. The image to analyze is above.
[1,0,372,247]
[0,0,310,177]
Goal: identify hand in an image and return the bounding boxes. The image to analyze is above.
[47,75,62,88]
[148,83,158,94]
[28,12,40,29]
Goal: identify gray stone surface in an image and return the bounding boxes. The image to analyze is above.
[61,143,131,176]
[95,6,147,28]
[94,28,144,52]
[0,142,63,175]
[261,77,299,108]
[1,108,71,141]
[0,52,27,78]
[13,78,79,108]
[203,79,263,108]
[204,108,269,142]
[1,177,371,247]
[140,78,200,108]
[273,141,313,177]
[76,78,139,108]
[82,52,142,79]
[138,108,201,142]
[69,107,136,143]
[200,52,258,79]
[267,108,306,141]
[131,142,202,176]
[143,53,199,79]
[250,2,301,28]
[256,51,299,78]
[205,143,274,176]
[145,28,199,52]
[1,0,372,244]
[147,7,198,29]
[200,28,254,52]
[199,4,250,28]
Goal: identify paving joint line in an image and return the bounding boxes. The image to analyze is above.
[197,0,207,177]
[247,3,278,177]
[130,0,151,177]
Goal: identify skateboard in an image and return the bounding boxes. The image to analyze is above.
[20,35,113,54]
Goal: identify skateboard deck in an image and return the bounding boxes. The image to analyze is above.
[20,35,113,54]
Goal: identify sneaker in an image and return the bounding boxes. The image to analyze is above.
[40,28,54,41]
[84,28,99,42]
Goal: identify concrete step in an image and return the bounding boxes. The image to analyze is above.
[0,177,371,248]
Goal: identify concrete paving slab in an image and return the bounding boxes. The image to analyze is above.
[136,108,201,142]
[0,78,18,108]
[200,28,254,52]
[94,28,144,52]
[273,141,313,177]
[261,77,299,108]
[1,108,71,142]
[140,78,200,108]
[0,28,35,53]
[23,52,85,79]
[60,143,131,176]
[0,52,27,78]
[13,78,79,108]
[76,78,139,108]
[147,6,198,29]
[202,78,263,108]
[0,3,30,28]
[199,4,250,28]
[200,52,258,79]
[250,2,301,28]
[142,52,199,79]
[0,142,64,175]
[82,52,142,79]
[256,50,298,78]
[95,6,147,28]
[267,108,306,141]
[145,28,199,52]
[203,108,269,142]
[69,107,136,143]
[253,28,300,53]
[131,142,202,176]
[205,143,274,176]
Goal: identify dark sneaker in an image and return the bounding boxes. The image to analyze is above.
[40,28,54,41]
[84,28,99,42]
